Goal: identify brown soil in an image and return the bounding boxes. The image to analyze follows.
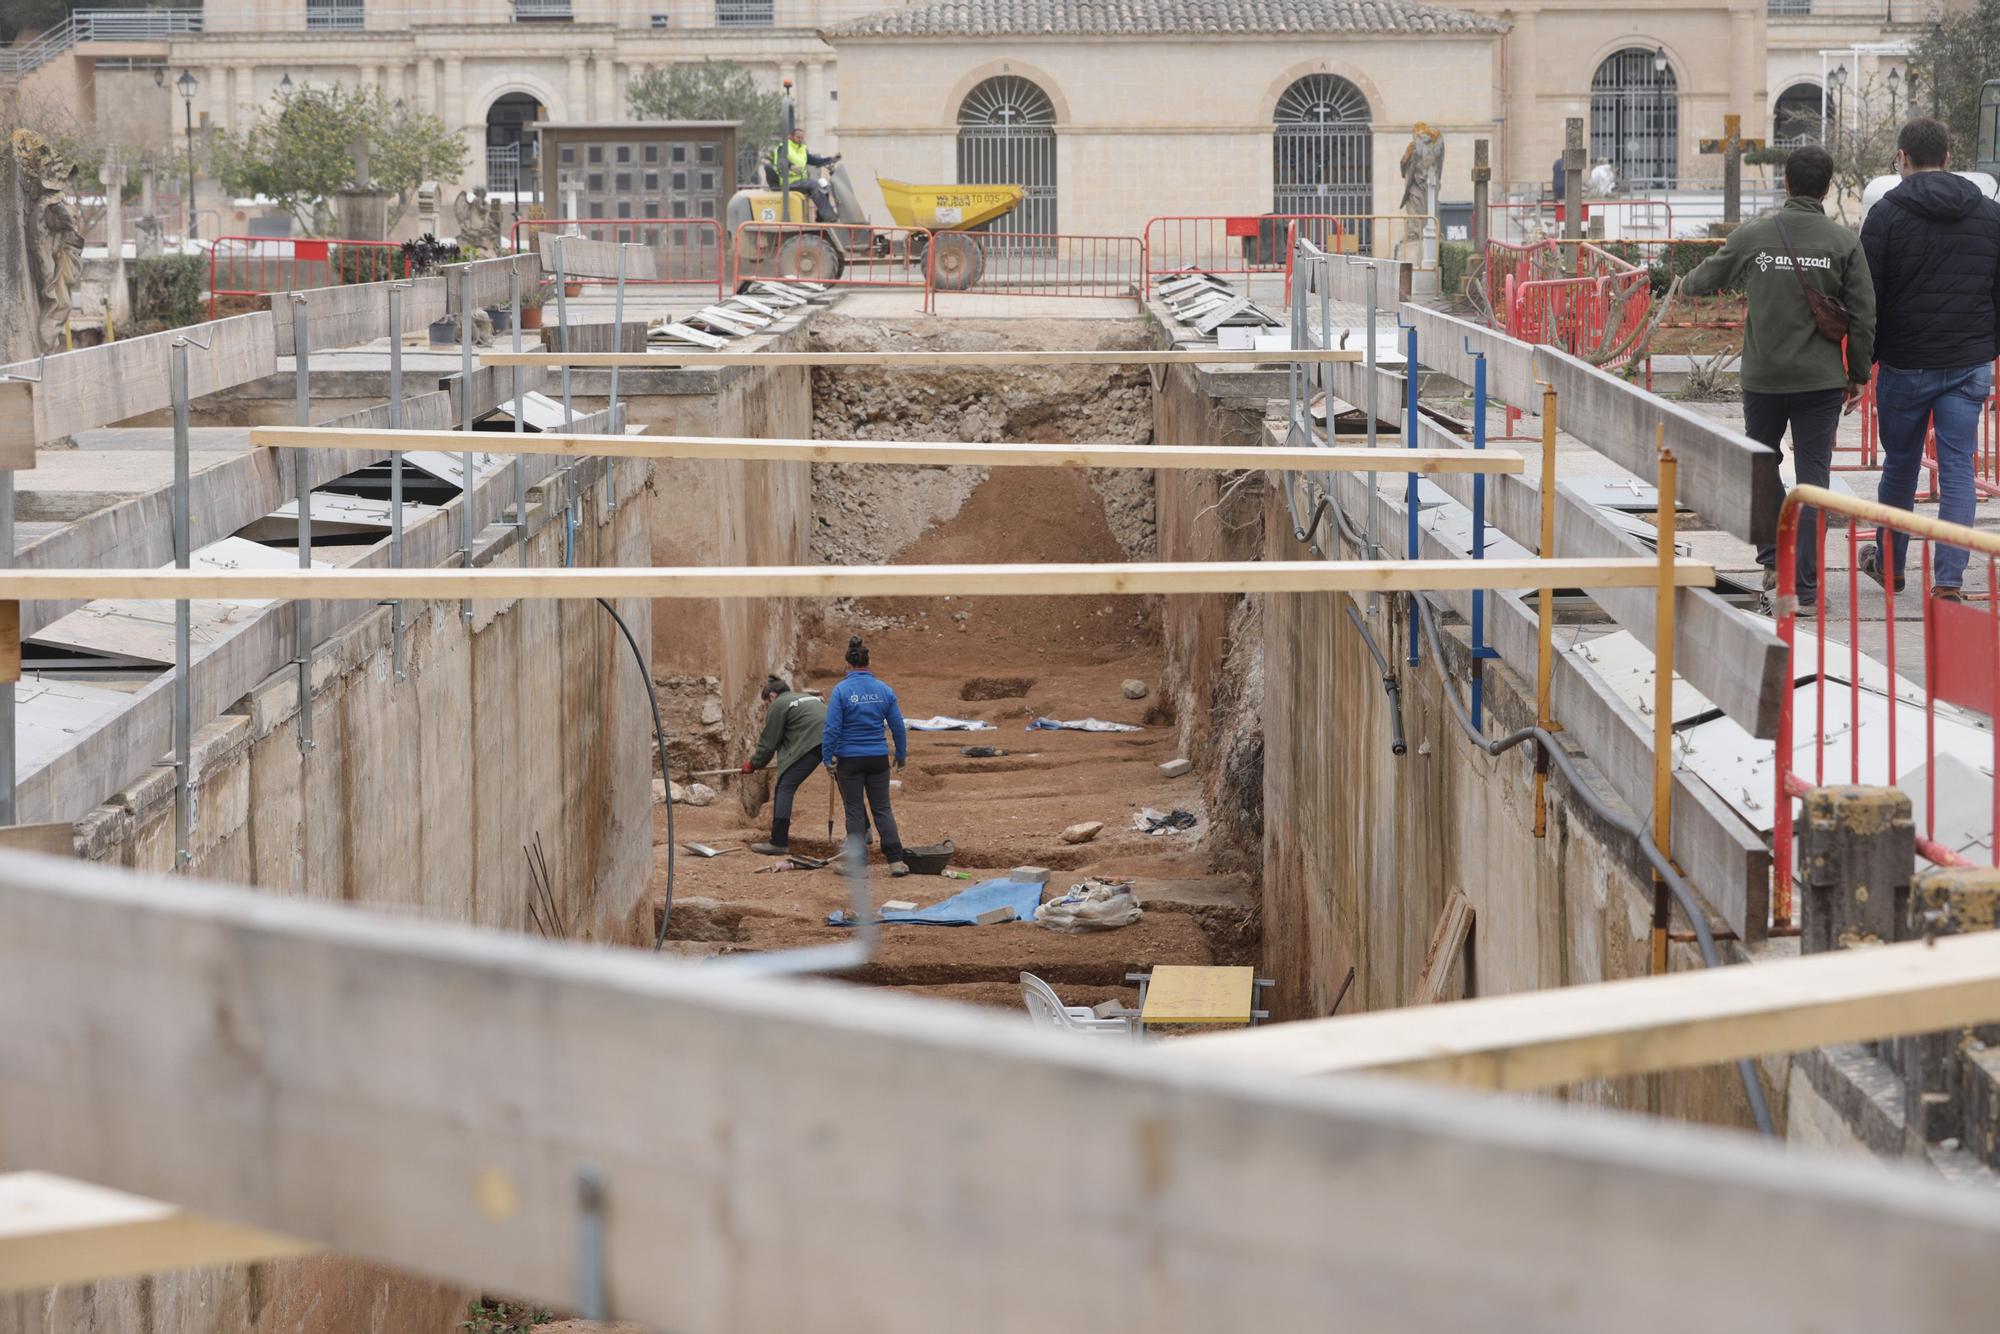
[646,462,1250,1000]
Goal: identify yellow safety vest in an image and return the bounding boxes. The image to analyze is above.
[773,140,808,187]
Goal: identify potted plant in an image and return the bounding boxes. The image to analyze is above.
[518,280,550,331]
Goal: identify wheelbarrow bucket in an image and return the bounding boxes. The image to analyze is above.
[877,178,1025,231]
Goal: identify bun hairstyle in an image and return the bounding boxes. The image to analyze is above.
[761,674,789,699]
[845,635,870,668]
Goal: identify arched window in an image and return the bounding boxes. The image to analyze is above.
[1774,82,1824,148]
[1273,74,1373,249]
[486,92,540,197]
[957,75,1056,247]
[1591,49,1679,190]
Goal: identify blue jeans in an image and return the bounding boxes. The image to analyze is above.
[1875,362,1994,589]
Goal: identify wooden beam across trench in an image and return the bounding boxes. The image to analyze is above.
[2,854,1998,1332]
[1175,930,2000,1091]
[248,426,1511,476]
[482,347,1367,369]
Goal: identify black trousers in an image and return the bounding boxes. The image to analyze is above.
[769,751,820,829]
[1744,387,1842,594]
[834,754,902,863]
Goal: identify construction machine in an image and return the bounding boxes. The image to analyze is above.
[725,84,1025,290]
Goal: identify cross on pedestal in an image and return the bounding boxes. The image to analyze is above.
[1700,114,1766,227]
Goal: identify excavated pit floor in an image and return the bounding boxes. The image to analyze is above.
[647,316,1257,1013]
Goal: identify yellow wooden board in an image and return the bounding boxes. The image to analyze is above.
[1142,965,1256,1026]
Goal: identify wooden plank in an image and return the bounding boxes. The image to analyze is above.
[1407,412,1788,739]
[1411,890,1475,1006]
[251,427,1526,477]
[0,599,18,683]
[1402,306,1780,547]
[1182,929,2000,1089]
[1140,965,1255,1025]
[272,277,446,357]
[0,558,1715,605]
[533,232,665,281]
[0,314,277,453]
[540,320,650,355]
[0,1171,314,1291]
[483,347,1367,369]
[441,255,540,314]
[1321,466,1770,940]
[3,857,1999,1333]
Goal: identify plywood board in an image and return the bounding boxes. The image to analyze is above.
[272,277,446,357]
[0,314,278,456]
[484,348,1367,369]
[1402,306,1780,547]
[2,856,1998,1332]
[533,232,665,281]
[1411,890,1475,1005]
[0,558,1715,604]
[252,427,1524,476]
[1182,929,2000,1089]
[441,255,540,314]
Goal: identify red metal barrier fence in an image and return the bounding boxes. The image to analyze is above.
[1773,487,2000,927]
[207,237,410,317]
[932,233,1144,305]
[1143,214,1354,294]
[1498,241,1652,368]
[509,218,726,298]
[727,220,933,304]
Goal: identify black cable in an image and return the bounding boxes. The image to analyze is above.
[1317,480,1776,1137]
[1343,600,1407,756]
[592,596,677,951]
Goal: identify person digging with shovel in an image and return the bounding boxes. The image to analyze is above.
[743,674,828,857]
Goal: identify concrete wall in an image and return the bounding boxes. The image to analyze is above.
[566,355,814,745]
[1151,355,1769,1131]
[1,461,655,1334]
[831,34,1499,238]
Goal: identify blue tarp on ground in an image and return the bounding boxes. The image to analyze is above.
[828,877,1044,927]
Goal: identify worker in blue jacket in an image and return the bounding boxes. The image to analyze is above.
[822,635,908,876]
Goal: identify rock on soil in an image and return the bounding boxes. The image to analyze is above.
[1061,821,1103,845]
[1122,679,1149,699]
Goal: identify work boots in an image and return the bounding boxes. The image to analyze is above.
[751,818,789,857]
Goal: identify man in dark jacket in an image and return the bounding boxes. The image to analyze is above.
[742,675,826,856]
[1683,144,1875,607]
[1860,117,2000,600]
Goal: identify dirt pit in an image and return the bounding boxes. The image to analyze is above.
[646,315,1257,1011]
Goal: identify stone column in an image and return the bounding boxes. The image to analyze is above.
[1897,866,2000,1158]
[1797,787,1912,956]
[385,61,404,106]
[443,57,464,129]
[1503,8,1536,189]
[567,55,587,119]
[416,58,437,117]
[1561,117,1583,276]
[100,156,130,325]
[1470,138,1490,255]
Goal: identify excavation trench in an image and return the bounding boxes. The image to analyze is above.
[650,315,1260,1010]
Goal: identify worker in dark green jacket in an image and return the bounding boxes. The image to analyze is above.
[1682,144,1876,610]
[741,675,827,856]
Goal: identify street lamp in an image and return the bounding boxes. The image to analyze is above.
[1889,65,1902,115]
[1652,47,1668,77]
[1829,63,1848,148]
[176,69,198,242]
[278,71,293,101]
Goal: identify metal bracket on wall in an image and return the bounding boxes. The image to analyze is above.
[386,280,410,683]
[291,295,316,754]
[458,267,476,625]
[167,331,213,866]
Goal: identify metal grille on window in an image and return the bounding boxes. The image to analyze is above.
[305,0,364,31]
[715,0,774,24]
[1273,74,1373,252]
[1773,83,1823,148]
[956,75,1056,251]
[1591,48,1679,191]
[487,144,522,194]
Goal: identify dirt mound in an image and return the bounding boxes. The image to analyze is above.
[960,675,1035,700]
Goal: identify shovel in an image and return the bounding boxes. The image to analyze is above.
[681,842,739,859]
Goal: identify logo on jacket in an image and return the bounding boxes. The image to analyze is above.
[1754,251,1831,273]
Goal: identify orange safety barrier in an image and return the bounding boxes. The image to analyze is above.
[1501,242,1651,369]
[509,217,726,298]
[207,236,410,318]
[1772,488,2000,926]
[1143,214,1363,298]
[929,232,1144,305]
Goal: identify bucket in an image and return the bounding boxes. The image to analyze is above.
[902,839,956,876]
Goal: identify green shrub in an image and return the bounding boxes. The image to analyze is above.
[132,254,207,328]
[331,243,406,285]
[1440,240,1476,296]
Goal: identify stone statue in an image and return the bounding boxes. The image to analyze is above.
[13,129,85,354]
[1399,122,1445,245]
[451,187,502,252]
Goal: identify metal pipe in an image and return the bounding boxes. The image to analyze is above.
[511,261,529,568]
[388,281,407,682]
[1651,432,1679,978]
[171,340,192,864]
[291,295,314,754]
[1344,600,1407,757]
[606,243,631,511]
[1403,317,1420,665]
[1534,378,1560,839]
[458,265,475,624]
[553,238,575,430]
[1466,338,1490,729]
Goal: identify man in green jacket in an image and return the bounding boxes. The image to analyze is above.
[742,674,828,856]
[1682,143,1876,610]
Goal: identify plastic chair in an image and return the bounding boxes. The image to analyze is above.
[1019,972,1135,1038]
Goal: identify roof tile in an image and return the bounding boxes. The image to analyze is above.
[828,0,1507,38]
